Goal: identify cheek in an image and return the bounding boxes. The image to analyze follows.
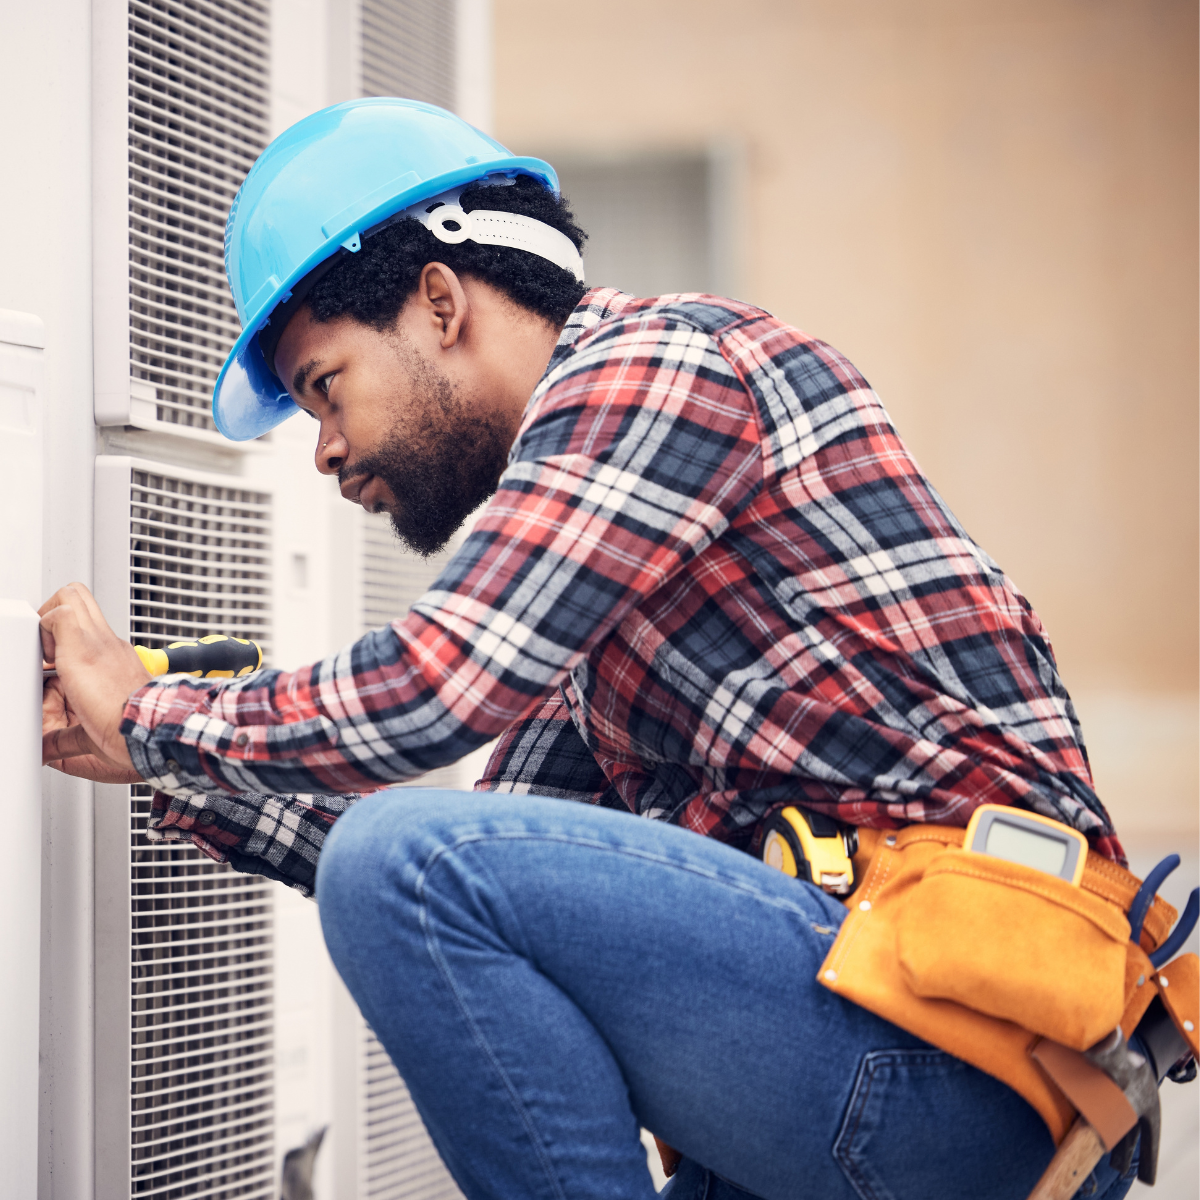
[336,383,392,450]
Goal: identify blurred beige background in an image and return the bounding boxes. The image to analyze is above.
[494,7,1199,1189]
[493,0,1198,850]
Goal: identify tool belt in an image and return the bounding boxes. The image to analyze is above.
[818,823,1198,1145]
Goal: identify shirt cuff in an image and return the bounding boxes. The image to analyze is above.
[145,789,243,861]
[122,678,213,793]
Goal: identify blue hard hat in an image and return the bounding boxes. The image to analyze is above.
[213,98,560,441]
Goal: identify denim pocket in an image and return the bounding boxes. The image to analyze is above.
[832,1048,1053,1200]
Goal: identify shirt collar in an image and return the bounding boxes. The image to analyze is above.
[547,287,635,370]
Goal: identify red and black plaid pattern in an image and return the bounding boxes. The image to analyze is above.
[128,288,1122,892]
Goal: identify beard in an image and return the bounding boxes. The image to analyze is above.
[339,345,515,558]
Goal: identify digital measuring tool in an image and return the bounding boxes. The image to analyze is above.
[963,804,1088,885]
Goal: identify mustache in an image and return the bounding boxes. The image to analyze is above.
[337,457,382,490]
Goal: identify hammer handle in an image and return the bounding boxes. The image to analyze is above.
[1026,1118,1106,1200]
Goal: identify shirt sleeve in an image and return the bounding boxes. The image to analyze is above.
[144,788,361,896]
[121,311,764,797]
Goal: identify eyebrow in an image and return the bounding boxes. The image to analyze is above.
[292,357,324,396]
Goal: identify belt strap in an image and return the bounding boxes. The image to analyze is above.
[1029,1039,1137,1150]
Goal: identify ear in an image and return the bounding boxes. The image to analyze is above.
[417,262,469,349]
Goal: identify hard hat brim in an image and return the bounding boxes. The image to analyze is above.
[212,331,299,441]
[212,154,560,441]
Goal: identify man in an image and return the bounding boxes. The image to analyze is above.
[41,99,1134,1198]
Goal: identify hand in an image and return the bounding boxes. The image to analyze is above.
[39,582,151,781]
[42,675,144,784]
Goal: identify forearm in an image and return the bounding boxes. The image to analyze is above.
[119,621,526,795]
[120,314,762,797]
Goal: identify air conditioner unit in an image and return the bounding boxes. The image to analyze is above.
[93,456,277,1200]
[85,0,489,1192]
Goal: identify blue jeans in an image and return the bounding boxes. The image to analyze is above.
[317,790,1137,1200]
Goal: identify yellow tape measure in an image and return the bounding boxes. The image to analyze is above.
[761,806,858,896]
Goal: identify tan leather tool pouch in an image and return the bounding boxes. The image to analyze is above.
[894,849,1130,1049]
[818,825,1177,1144]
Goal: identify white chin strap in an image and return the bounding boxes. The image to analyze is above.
[406,187,585,283]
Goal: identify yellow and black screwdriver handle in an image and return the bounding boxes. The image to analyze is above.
[134,635,263,679]
[760,804,858,896]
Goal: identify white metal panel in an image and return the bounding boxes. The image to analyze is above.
[0,314,44,1200]
[0,596,43,1199]
[359,1029,463,1200]
[92,0,136,428]
[0,312,45,606]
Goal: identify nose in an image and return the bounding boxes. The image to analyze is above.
[315,427,347,475]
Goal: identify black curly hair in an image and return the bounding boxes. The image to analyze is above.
[259,175,588,369]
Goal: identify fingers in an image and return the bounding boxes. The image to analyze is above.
[39,608,63,665]
[38,583,109,663]
[38,602,83,667]
[43,722,100,764]
[48,756,144,785]
[42,674,67,719]
[38,582,147,773]
[38,581,101,618]
[38,582,95,620]
[66,582,106,625]
[38,587,71,620]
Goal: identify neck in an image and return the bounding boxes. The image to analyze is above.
[457,278,565,430]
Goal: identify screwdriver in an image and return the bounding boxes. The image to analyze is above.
[43,634,264,680]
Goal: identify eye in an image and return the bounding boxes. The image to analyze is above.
[316,373,336,396]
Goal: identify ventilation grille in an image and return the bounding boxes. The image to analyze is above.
[361,1027,463,1200]
[130,785,275,1199]
[360,0,455,108]
[130,468,271,653]
[358,512,462,1197]
[360,511,453,633]
[361,511,459,790]
[125,461,275,1197]
[128,0,269,432]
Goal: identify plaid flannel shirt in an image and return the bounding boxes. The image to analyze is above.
[130,288,1122,894]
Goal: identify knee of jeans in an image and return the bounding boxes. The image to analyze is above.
[316,789,464,921]
[316,792,418,936]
